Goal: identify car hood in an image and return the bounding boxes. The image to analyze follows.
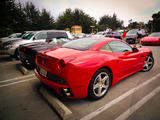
[141,36,160,42]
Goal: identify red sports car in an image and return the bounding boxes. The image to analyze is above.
[141,32,160,45]
[34,38,154,100]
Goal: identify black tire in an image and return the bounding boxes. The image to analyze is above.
[88,68,111,100]
[14,49,20,60]
[142,54,154,72]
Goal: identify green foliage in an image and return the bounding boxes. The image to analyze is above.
[127,22,139,29]
[151,11,160,32]
[1,0,159,37]
[98,13,123,31]
[0,0,55,37]
[56,8,96,33]
[65,28,70,31]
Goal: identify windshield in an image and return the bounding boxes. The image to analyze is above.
[62,38,103,50]
[22,32,35,40]
[9,34,17,38]
[127,30,138,34]
[21,32,32,38]
[149,32,160,37]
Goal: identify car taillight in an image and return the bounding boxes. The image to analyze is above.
[111,35,115,37]
[24,48,26,52]
[59,57,76,68]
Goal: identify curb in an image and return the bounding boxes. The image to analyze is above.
[17,64,29,75]
[40,86,72,120]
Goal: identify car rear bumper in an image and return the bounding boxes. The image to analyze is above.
[34,67,87,99]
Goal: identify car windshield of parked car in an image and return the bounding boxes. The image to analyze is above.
[8,34,17,38]
[127,30,138,34]
[21,32,32,38]
[62,38,102,50]
[22,32,35,40]
[149,33,160,37]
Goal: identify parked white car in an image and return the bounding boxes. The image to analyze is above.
[0,30,73,59]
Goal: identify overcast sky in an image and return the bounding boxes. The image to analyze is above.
[18,0,160,26]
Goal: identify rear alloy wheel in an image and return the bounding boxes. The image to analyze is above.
[88,68,111,100]
[142,55,154,72]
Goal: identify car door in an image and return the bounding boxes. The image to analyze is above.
[107,41,143,80]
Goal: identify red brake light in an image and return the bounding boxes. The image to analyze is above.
[24,48,26,51]
[111,35,115,37]
[59,57,76,68]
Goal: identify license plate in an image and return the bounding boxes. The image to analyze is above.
[39,68,47,77]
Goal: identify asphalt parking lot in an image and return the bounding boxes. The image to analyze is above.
[0,45,160,120]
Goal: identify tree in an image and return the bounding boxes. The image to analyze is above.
[152,11,160,32]
[56,8,96,33]
[0,0,56,37]
[23,2,41,30]
[98,14,123,31]
[0,0,17,36]
[127,21,139,29]
[38,9,55,30]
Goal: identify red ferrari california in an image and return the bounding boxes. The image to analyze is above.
[34,38,154,100]
[141,32,160,45]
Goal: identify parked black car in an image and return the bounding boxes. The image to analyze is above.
[105,32,122,39]
[19,38,71,67]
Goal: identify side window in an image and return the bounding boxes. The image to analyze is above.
[108,41,132,53]
[100,44,112,52]
[35,32,47,40]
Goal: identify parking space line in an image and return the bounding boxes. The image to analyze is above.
[80,73,160,120]
[0,78,37,88]
[115,86,160,120]
[0,61,20,66]
[0,74,35,83]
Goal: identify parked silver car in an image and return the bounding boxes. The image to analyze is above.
[0,30,73,59]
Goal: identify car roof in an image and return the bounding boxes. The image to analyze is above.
[38,30,68,32]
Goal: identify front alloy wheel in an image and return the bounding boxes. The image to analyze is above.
[88,68,111,100]
[142,55,154,72]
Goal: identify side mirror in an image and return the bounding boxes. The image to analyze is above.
[132,47,138,52]
[33,37,36,40]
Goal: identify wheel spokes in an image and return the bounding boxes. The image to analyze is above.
[98,86,102,96]
[143,56,153,71]
[102,76,108,84]
[93,72,110,97]
[94,83,99,90]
